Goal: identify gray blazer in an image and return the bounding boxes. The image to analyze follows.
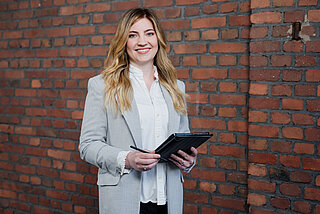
[79,74,190,214]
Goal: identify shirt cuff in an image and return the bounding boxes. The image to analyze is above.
[117,151,131,175]
[183,158,196,173]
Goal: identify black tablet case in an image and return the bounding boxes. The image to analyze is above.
[155,132,213,163]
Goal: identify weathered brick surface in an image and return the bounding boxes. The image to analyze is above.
[0,0,319,214]
[248,1,320,213]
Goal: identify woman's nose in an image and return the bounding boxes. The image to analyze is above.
[137,35,147,45]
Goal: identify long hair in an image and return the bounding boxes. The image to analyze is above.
[102,8,187,115]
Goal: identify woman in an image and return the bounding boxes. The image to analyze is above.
[79,8,198,214]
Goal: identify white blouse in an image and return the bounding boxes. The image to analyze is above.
[117,64,169,205]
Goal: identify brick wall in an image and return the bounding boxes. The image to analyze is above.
[0,0,319,214]
[247,0,320,213]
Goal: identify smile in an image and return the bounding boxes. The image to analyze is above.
[136,48,151,54]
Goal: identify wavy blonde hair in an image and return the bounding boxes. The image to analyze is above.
[102,8,187,115]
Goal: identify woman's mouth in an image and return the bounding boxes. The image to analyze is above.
[136,48,151,54]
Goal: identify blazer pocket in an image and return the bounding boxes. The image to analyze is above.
[97,169,120,186]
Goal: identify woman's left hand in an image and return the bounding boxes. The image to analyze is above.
[169,147,198,170]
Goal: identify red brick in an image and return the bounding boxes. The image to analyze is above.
[295,84,315,96]
[191,118,226,130]
[210,43,247,53]
[184,6,200,16]
[294,143,314,155]
[251,12,282,24]
[229,15,250,26]
[271,84,292,96]
[251,0,270,8]
[221,29,238,40]
[249,152,277,165]
[142,0,172,7]
[284,10,305,23]
[270,197,290,209]
[250,41,280,53]
[192,68,227,80]
[219,55,236,66]
[271,112,290,124]
[270,141,291,153]
[295,55,316,67]
[199,182,216,193]
[250,56,268,67]
[184,191,208,204]
[293,113,313,125]
[228,121,247,132]
[249,97,280,109]
[250,27,268,39]
[0,190,17,199]
[249,111,268,122]
[210,145,245,158]
[173,44,206,54]
[282,127,303,139]
[202,29,219,40]
[306,41,320,53]
[202,4,218,14]
[303,158,320,171]
[282,98,304,110]
[307,100,320,112]
[200,55,216,66]
[191,17,226,28]
[161,20,189,30]
[248,179,275,192]
[59,5,83,15]
[271,55,292,67]
[188,93,208,104]
[211,94,246,106]
[306,70,320,82]
[280,183,301,196]
[199,157,216,168]
[305,128,320,141]
[316,176,320,186]
[291,171,312,183]
[293,201,311,214]
[211,196,245,211]
[284,41,304,52]
[219,107,236,118]
[308,10,320,22]
[248,164,267,177]
[201,207,218,214]
[85,3,110,12]
[304,188,320,201]
[190,168,225,182]
[166,32,181,42]
[299,0,318,5]
[247,193,266,206]
[201,82,218,92]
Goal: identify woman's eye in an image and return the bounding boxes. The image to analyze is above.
[129,34,136,38]
[146,32,154,36]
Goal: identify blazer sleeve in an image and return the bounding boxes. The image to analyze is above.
[177,80,190,133]
[79,76,123,177]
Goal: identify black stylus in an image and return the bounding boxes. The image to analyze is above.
[130,146,167,162]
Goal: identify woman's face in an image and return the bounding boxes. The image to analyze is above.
[126,17,158,68]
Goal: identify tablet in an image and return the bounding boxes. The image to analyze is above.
[155,132,213,163]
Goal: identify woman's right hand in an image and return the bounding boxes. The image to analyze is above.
[125,151,160,172]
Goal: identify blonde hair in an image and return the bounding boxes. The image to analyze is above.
[102,8,187,115]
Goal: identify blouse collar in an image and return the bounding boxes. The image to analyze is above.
[129,64,159,81]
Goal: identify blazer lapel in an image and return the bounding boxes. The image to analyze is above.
[122,98,142,148]
[160,85,179,135]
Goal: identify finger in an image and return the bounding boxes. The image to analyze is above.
[176,150,191,161]
[169,157,186,169]
[170,154,189,168]
[190,147,198,157]
[137,152,161,159]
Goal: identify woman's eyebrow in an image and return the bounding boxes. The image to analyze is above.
[129,29,155,34]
